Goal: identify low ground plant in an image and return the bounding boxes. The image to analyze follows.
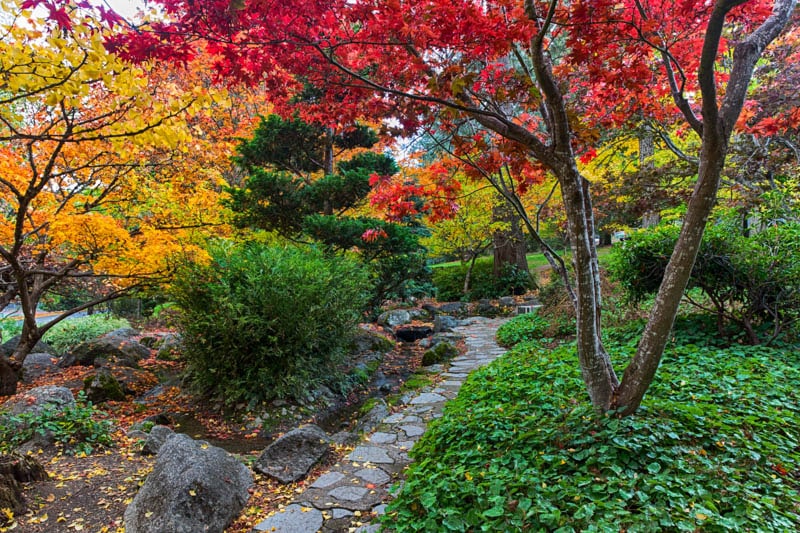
[0,392,114,455]
[385,315,800,531]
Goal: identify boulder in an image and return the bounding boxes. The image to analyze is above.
[124,434,252,533]
[20,353,60,383]
[498,296,516,307]
[141,425,175,455]
[0,336,56,359]
[474,299,500,317]
[2,385,75,417]
[62,330,150,368]
[352,329,394,354]
[83,367,126,403]
[433,314,459,333]
[432,302,468,316]
[155,334,183,361]
[254,425,331,483]
[377,309,412,328]
[394,325,433,342]
[422,341,459,366]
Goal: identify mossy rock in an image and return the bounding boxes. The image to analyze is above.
[84,368,126,403]
[421,341,459,366]
[352,329,395,353]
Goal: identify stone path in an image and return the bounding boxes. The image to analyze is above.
[251,316,508,533]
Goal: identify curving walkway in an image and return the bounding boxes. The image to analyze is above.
[251,316,508,533]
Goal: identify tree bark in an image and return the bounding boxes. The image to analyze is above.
[492,196,529,280]
[0,453,47,520]
[0,357,20,396]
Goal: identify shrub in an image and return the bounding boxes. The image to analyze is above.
[0,319,21,343]
[432,257,535,302]
[42,314,131,355]
[608,217,800,343]
[170,242,371,405]
[384,316,800,531]
[0,392,114,455]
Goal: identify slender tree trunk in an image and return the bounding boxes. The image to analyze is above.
[323,128,335,215]
[557,161,619,408]
[463,254,479,295]
[639,130,661,227]
[616,141,727,413]
[614,0,796,415]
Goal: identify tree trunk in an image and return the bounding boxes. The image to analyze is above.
[323,128,335,216]
[492,196,529,279]
[613,0,796,415]
[0,357,20,396]
[557,161,619,409]
[615,141,727,413]
[639,130,661,227]
[0,453,48,521]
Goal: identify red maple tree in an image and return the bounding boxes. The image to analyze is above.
[57,0,798,414]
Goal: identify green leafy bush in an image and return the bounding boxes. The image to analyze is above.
[608,217,800,343]
[0,319,21,343]
[42,314,130,355]
[0,392,114,455]
[170,242,371,405]
[495,311,550,347]
[385,317,800,531]
[432,257,535,302]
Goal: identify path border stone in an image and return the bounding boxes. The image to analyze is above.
[251,317,508,532]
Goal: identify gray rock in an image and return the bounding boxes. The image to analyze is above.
[410,392,446,404]
[309,471,345,489]
[434,314,459,333]
[252,504,323,532]
[0,336,56,358]
[2,385,75,417]
[329,486,368,502]
[346,446,393,464]
[355,468,390,485]
[355,399,389,434]
[127,430,148,441]
[254,425,330,483]
[400,425,425,437]
[155,333,183,361]
[331,430,358,445]
[499,296,516,307]
[369,432,397,445]
[21,353,59,383]
[63,329,150,367]
[377,309,412,328]
[141,425,175,455]
[124,433,252,533]
[351,329,394,353]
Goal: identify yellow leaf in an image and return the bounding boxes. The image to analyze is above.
[189,489,197,497]
[696,513,708,520]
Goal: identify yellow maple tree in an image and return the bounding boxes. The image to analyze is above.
[0,0,264,393]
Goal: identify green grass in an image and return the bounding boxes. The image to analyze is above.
[384,316,800,532]
[431,246,613,271]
